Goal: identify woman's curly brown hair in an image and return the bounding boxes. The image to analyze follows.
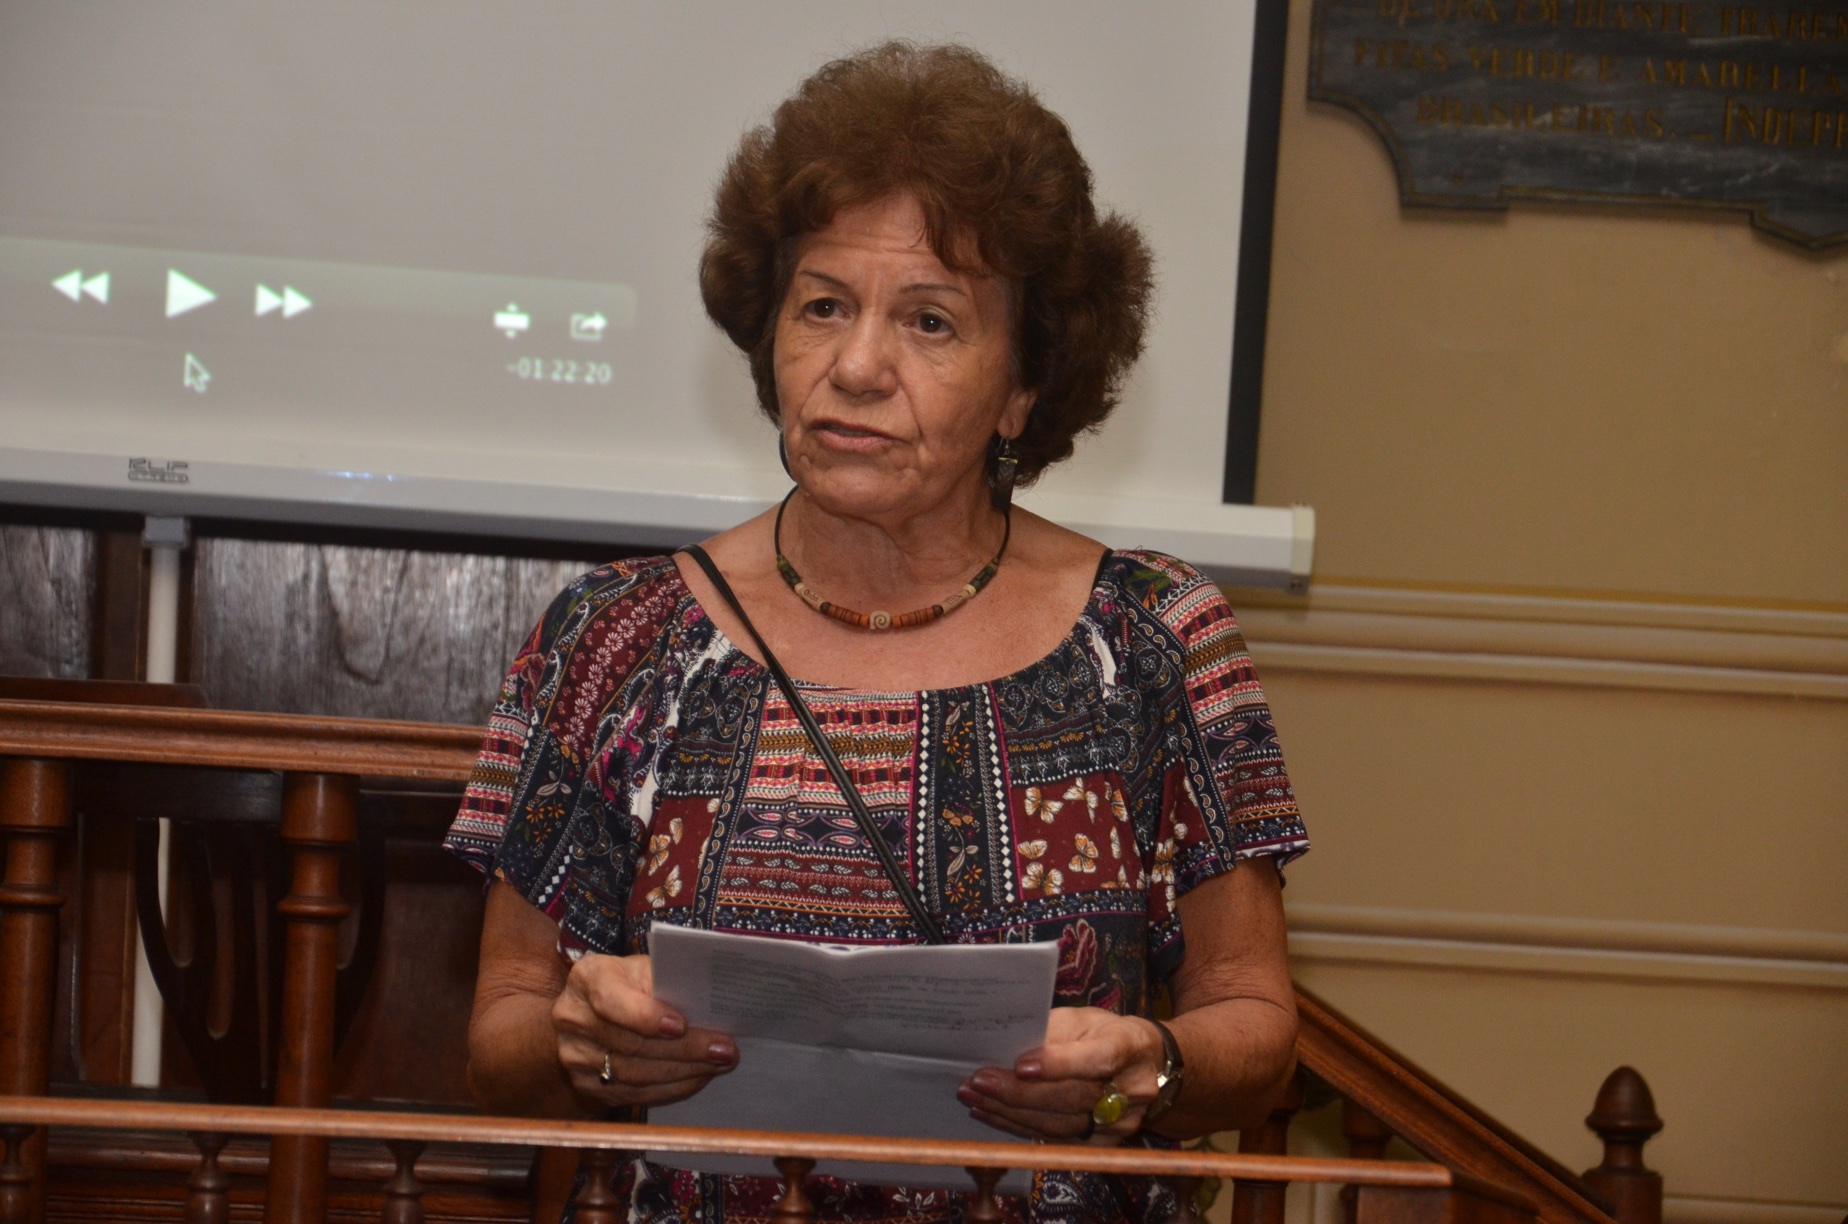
[700,40,1155,486]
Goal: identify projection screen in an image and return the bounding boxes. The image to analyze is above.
[0,2,1312,586]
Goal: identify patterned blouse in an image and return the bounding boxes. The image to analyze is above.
[445,550,1307,1224]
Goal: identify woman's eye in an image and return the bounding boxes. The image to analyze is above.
[805,298,839,319]
[916,312,948,335]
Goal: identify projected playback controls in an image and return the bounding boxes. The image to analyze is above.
[496,300,618,387]
[157,271,314,320]
[6,235,636,418]
[255,283,311,318]
[53,269,110,304]
[507,356,613,385]
[166,270,216,317]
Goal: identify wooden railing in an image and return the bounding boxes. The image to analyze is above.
[1292,993,1660,1224]
[0,699,478,1224]
[0,1094,1525,1224]
[0,699,480,780]
[0,697,1663,1224]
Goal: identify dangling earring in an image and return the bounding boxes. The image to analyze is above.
[988,436,1019,512]
[778,434,793,480]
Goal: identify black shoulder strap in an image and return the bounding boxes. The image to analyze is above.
[679,545,946,945]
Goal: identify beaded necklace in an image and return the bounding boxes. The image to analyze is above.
[773,490,1010,632]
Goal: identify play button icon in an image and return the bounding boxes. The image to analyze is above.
[166,269,216,318]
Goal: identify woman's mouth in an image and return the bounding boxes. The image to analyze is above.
[812,421,893,450]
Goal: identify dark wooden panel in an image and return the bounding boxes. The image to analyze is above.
[48,775,485,1107]
[189,539,595,724]
[0,525,94,680]
[46,1126,534,1224]
[0,680,206,707]
[331,791,485,1107]
[90,530,148,682]
[71,809,139,1086]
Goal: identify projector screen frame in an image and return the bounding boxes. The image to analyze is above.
[0,3,1313,587]
[1223,0,1291,507]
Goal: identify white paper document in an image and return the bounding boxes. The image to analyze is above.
[646,925,1059,1193]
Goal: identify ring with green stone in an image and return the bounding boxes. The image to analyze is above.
[1090,1086,1129,1127]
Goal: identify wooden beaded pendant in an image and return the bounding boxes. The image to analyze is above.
[773,490,1009,632]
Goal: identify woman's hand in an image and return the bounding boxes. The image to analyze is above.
[957,1006,1165,1143]
[552,952,739,1109]
[956,864,1300,1143]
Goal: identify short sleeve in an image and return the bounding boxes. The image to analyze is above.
[442,557,685,954]
[1117,552,1308,977]
[443,616,554,876]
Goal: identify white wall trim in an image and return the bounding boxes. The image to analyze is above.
[1286,904,1848,964]
[1246,642,1848,699]
[1229,583,1848,700]
[1287,905,1848,990]
[1288,931,1848,990]
[1665,1194,1848,1224]
[1235,582,1848,638]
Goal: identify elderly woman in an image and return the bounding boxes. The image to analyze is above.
[445,40,1308,1223]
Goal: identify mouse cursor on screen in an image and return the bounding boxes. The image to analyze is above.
[183,352,211,393]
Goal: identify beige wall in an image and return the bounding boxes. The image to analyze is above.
[1233,0,1848,1218]
[1256,6,1848,606]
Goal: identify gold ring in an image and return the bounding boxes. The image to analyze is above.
[598,1050,614,1085]
[1090,1086,1129,1127]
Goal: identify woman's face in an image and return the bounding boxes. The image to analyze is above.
[774,193,1033,523]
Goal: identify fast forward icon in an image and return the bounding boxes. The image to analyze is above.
[254,284,312,319]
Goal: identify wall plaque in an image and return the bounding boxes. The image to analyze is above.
[1308,0,1848,245]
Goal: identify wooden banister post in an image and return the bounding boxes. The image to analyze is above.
[380,1139,426,1224]
[0,1126,33,1224]
[1231,1070,1306,1224]
[574,1148,621,1224]
[186,1132,230,1224]
[265,772,359,1224]
[1582,1067,1663,1224]
[965,1167,1005,1223]
[1163,1170,1206,1224]
[771,1157,817,1224]
[1340,1098,1395,1224]
[0,759,72,1224]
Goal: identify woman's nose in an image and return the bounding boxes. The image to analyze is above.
[829,314,898,397]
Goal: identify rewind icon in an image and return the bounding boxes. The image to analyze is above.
[53,270,110,303]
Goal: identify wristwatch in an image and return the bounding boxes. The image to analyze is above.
[1142,1019,1186,1126]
